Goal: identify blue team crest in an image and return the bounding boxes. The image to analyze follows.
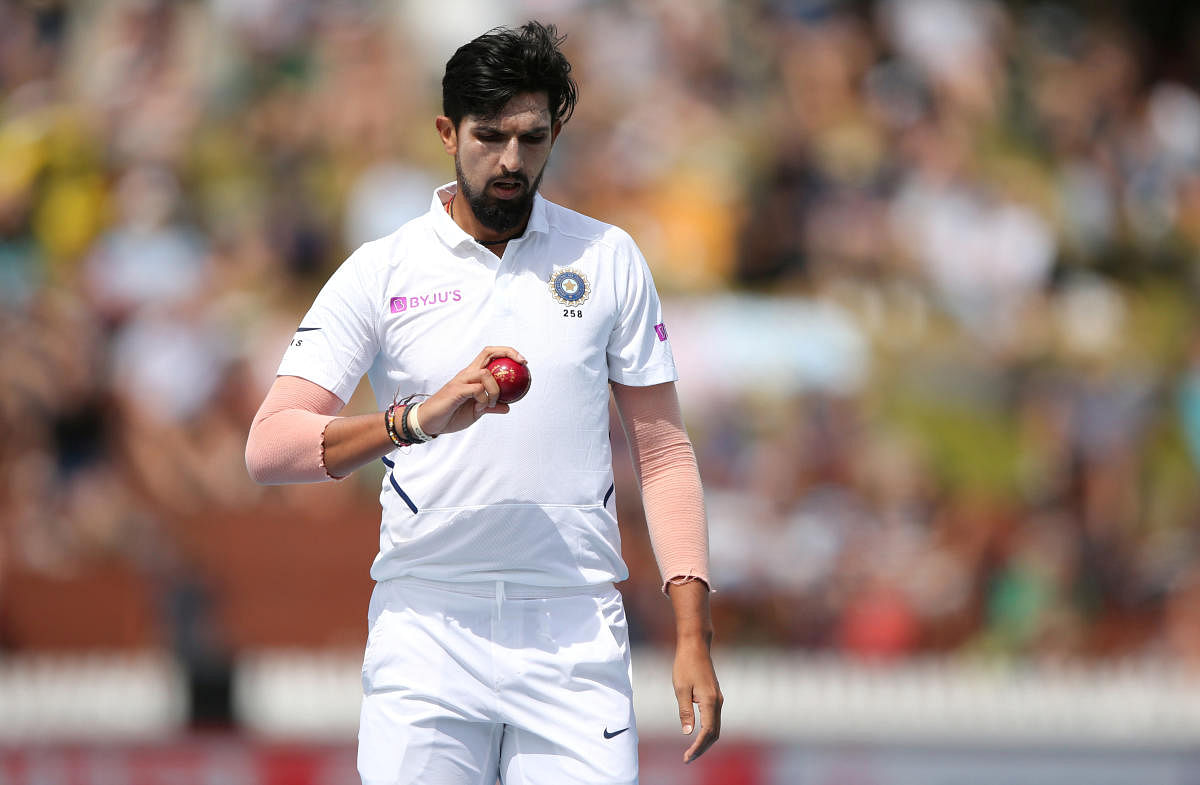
[548,268,590,305]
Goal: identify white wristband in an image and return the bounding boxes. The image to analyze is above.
[407,400,435,443]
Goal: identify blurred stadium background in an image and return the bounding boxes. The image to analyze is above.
[3,0,1200,782]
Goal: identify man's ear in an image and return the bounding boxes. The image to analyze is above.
[551,120,563,144]
[435,116,458,155]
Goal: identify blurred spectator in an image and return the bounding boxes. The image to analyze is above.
[83,164,209,321]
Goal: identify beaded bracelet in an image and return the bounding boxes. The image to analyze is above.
[385,392,436,447]
[384,402,410,447]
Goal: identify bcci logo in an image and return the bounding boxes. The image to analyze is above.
[548,268,590,305]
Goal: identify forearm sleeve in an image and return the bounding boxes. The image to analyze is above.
[245,375,345,484]
[614,383,712,593]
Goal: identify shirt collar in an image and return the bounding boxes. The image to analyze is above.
[430,181,549,250]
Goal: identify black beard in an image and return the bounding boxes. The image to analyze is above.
[455,159,544,236]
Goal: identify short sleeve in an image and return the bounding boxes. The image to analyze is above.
[606,231,678,387]
[276,246,380,404]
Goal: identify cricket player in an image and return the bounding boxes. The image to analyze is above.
[246,21,721,784]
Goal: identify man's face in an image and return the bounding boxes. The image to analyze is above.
[438,92,560,234]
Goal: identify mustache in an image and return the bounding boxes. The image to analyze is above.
[489,172,529,189]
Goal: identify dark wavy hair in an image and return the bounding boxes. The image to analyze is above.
[442,21,578,128]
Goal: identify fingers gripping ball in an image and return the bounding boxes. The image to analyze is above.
[486,357,531,404]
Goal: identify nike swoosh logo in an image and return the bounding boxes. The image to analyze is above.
[295,327,321,332]
[603,727,630,739]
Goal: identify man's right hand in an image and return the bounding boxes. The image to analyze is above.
[416,346,527,436]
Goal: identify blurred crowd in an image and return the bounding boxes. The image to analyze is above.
[2,0,1200,670]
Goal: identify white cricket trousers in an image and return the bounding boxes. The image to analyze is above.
[357,577,638,785]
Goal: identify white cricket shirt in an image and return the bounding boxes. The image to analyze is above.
[277,184,678,587]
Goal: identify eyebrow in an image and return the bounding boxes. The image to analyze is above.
[473,123,552,136]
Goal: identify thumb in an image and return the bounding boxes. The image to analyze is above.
[676,687,695,735]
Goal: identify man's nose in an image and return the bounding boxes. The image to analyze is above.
[499,137,523,172]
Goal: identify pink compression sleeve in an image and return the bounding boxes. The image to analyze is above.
[245,375,345,484]
[612,382,712,593]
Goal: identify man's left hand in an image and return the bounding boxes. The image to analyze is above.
[667,580,723,763]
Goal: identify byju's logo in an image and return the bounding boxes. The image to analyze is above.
[390,290,462,314]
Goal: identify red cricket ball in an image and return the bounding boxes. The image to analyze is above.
[486,357,531,404]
